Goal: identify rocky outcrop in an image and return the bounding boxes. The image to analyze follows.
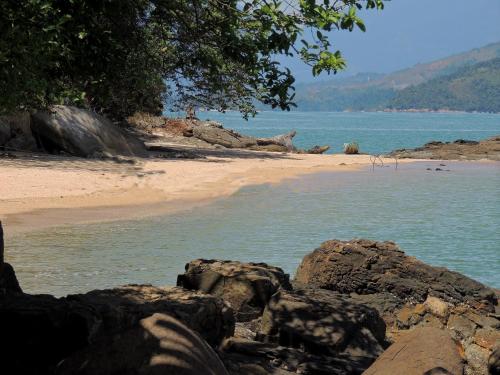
[363,327,464,375]
[56,313,229,375]
[2,230,498,375]
[295,238,499,375]
[178,259,387,374]
[295,239,497,311]
[31,105,148,157]
[177,259,292,321]
[387,135,500,161]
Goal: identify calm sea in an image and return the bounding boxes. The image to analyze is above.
[5,112,500,296]
[198,111,500,154]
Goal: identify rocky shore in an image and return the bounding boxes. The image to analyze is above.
[1,223,499,375]
[386,135,500,161]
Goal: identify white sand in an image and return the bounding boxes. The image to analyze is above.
[0,151,406,233]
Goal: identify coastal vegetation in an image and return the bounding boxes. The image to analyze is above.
[0,0,385,119]
[294,42,500,113]
[389,58,500,113]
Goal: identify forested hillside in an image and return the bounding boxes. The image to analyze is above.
[294,42,500,112]
[389,58,500,113]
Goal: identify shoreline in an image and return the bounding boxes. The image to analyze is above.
[1,151,418,235]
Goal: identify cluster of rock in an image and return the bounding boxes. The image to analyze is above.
[1,222,498,374]
[386,136,500,161]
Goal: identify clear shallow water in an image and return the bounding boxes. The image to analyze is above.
[195,111,500,154]
[6,161,500,296]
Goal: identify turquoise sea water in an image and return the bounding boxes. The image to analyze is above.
[7,161,500,296]
[5,112,500,296]
[197,111,500,154]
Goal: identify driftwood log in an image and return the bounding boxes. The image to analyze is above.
[256,131,296,152]
[190,122,329,154]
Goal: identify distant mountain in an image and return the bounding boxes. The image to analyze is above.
[388,58,500,113]
[294,42,500,112]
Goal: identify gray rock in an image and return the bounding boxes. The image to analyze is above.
[31,105,148,157]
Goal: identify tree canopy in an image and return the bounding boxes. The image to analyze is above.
[0,0,384,119]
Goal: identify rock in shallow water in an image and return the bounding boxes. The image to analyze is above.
[295,239,497,311]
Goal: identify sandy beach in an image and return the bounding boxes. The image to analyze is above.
[0,149,408,233]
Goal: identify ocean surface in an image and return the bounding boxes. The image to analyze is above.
[197,111,500,154]
[5,112,500,296]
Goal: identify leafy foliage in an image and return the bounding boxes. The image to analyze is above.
[0,0,385,119]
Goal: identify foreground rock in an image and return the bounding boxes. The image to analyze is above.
[295,239,497,311]
[295,238,499,375]
[56,313,229,375]
[178,259,292,321]
[387,135,500,161]
[31,105,148,157]
[0,285,234,374]
[363,327,464,375]
[2,227,498,374]
[260,286,386,363]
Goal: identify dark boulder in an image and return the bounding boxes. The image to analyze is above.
[67,284,235,346]
[0,221,22,294]
[259,286,386,364]
[0,293,100,374]
[0,284,234,374]
[31,105,148,157]
[56,313,230,375]
[0,113,38,151]
[221,337,375,375]
[363,327,464,375]
[295,239,497,311]
[178,259,292,321]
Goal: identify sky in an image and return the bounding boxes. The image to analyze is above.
[287,0,500,83]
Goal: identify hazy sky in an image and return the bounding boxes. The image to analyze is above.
[287,0,500,82]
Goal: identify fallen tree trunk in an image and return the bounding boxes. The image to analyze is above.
[256,131,297,152]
